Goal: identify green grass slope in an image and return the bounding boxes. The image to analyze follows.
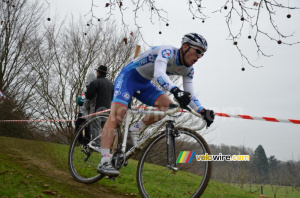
[0,136,257,198]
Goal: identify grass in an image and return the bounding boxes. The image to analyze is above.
[234,183,300,198]
[0,147,75,198]
[0,136,260,197]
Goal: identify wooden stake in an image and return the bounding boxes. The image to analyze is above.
[134,45,141,58]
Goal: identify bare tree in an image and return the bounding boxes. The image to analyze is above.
[269,156,282,197]
[235,146,252,189]
[0,0,45,137]
[74,0,300,68]
[30,18,139,143]
[209,144,254,186]
[213,0,300,67]
[0,0,44,109]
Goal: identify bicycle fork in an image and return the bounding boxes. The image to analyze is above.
[166,120,179,172]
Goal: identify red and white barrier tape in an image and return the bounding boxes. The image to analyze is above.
[0,119,75,123]
[0,109,111,123]
[80,109,110,119]
[0,108,299,125]
[215,113,300,125]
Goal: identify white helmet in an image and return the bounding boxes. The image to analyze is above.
[182,33,208,52]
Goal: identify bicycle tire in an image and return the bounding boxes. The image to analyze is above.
[68,114,119,184]
[136,127,212,198]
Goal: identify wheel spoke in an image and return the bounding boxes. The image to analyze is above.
[68,115,110,184]
[137,128,212,197]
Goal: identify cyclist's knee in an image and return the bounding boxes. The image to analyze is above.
[154,94,173,110]
[109,115,123,125]
[109,103,128,124]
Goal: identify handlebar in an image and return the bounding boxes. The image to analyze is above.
[132,103,207,131]
[164,103,207,131]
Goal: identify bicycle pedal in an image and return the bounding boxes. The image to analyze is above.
[105,176,116,181]
[124,161,128,166]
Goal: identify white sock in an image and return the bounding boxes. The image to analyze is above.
[100,148,111,164]
[129,120,146,132]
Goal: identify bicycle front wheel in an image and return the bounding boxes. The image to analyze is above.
[137,127,212,198]
[68,115,109,184]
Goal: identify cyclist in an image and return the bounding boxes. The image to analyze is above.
[97,33,215,177]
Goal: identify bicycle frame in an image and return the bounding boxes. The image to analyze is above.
[124,107,207,158]
[68,104,212,196]
[88,106,207,159]
[124,108,176,157]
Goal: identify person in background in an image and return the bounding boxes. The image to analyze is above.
[85,65,114,146]
[85,65,114,112]
[75,72,97,144]
[81,72,97,116]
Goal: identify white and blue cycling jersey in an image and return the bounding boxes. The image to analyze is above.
[112,45,204,113]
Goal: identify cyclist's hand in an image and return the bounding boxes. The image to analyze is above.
[200,109,215,128]
[170,87,191,110]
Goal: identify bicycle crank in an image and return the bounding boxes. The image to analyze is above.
[111,150,127,170]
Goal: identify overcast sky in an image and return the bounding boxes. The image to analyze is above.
[49,0,300,161]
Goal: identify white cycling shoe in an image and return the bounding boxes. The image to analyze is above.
[97,162,119,177]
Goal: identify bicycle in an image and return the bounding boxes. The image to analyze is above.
[68,104,212,198]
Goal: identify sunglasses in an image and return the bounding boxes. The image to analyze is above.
[190,46,205,56]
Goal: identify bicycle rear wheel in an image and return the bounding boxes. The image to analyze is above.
[137,127,212,198]
[68,114,119,184]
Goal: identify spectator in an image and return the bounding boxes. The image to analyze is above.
[81,72,97,116]
[85,65,114,112]
[85,65,114,145]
